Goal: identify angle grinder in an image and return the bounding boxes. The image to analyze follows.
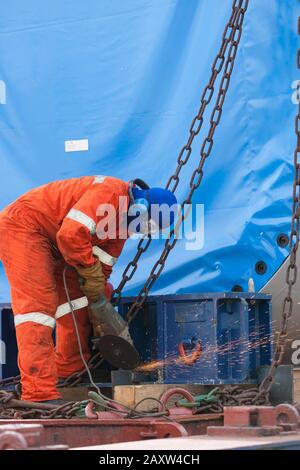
[89,298,140,370]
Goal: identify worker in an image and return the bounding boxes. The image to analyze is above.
[0,175,177,403]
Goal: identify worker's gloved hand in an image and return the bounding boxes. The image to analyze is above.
[76,259,105,303]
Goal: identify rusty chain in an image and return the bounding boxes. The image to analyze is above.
[0,352,104,394]
[0,375,20,389]
[253,15,300,402]
[0,390,84,419]
[57,352,104,388]
[191,386,268,414]
[112,0,249,306]
[124,0,249,324]
[0,386,267,419]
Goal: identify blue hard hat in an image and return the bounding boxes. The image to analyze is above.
[131,187,178,229]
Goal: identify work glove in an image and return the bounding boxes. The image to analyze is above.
[76,259,105,303]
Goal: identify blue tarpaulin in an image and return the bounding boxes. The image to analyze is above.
[0,0,298,303]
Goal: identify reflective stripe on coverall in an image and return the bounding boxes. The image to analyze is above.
[0,176,129,401]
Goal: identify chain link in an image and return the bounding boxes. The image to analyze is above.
[125,0,249,324]
[112,0,249,305]
[185,386,268,414]
[0,352,104,393]
[57,352,104,388]
[0,390,84,419]
[0,375,20,389]
[113,237,152,305]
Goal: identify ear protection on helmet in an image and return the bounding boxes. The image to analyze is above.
[129,179,150,215]
[132,179,150,190]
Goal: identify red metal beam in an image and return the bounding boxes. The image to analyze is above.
[0,414,223,449]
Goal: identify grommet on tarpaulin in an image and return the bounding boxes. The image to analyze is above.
[277,233,289,248]
[255,261,267,275]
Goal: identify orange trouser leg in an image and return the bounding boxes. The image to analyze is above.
[15,323,59,401]
[0,211,60,401]
[54,264,91,378]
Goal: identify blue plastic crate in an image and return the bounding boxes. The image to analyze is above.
[0,304,19,379]
[119,293,272,385]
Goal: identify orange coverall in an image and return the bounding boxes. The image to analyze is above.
[0,176,129,401]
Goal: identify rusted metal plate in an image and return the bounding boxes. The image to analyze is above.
[207,404,300,438]
[0,414,223,449]
[0,419,185,448]
[0,423,42,449]
[0,423,68,450]
[176,413,223,436]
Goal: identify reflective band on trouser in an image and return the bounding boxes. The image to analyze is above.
[55,296,88,320]
[92,246,117,267]
[66,208,96,235]
[14,312,55,328]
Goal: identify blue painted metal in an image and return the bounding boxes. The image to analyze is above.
[1,292,272,383]
[119,293,272,385]
[0,305,18,379]
[0,1,299,303]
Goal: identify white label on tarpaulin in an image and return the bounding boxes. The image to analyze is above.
[65,139,89,152]
[0,80,6,104]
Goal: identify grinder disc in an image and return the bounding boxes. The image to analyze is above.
[94,335,140,370]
